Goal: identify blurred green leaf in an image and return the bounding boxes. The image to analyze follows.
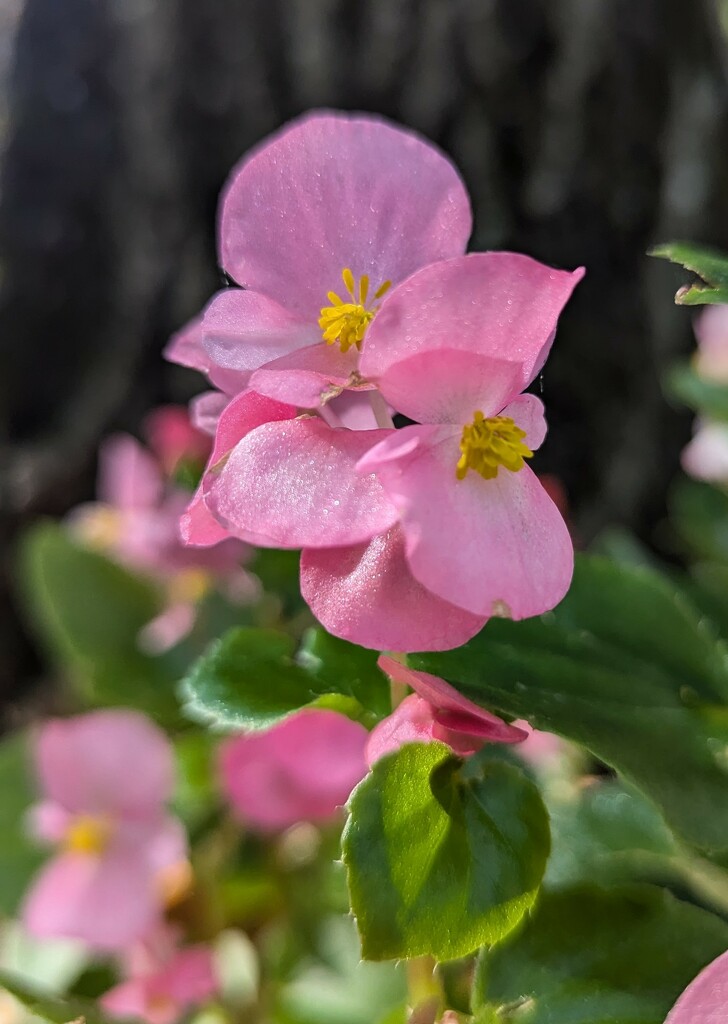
[473,884,728,1023]
[17,522,180,723]
[670,477,728,564]
[342,743,550,961]
[0,733,44,916]
[666,365,728,420]
[650,241,728,304]
[0,969,113,1024]
[411,555,728,852]
[251,548,306,618]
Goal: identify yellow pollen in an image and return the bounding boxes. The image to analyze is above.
[74,506,122,552]
[64,814,112,856]
[318,268,391,353]
[456,412,533,481]
[167,567,212,604]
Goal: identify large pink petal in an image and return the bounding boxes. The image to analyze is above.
[206,419,398,548]
[300,526,485,652]
[361,429,573,619]
[164,315,210,374]
[249,342,367,407]
[219,112,471,320]
[98,435,162,510]
[665,949,728,1023]
[377,656,527,742]
[23,848,158,950]
[361,252,584,398]
[35,711,175,817]
[202,288,317,373]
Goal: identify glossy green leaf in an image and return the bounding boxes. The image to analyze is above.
[650,241,728,304]
[666,365,728,420]
[411,555,728,852]
[0,733,44,915]
[17,521,180,722]
[342,744,550,961]
[473,884,728,1023]
[181,626,390,730]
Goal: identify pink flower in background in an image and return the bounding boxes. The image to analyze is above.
[367,656,527,765]
[22,711,187,951]
[682,421,728,484]
[693,305,728,383]
[102,926,217,1024]
[166,111,472,409]
[219,710,369,831]
[664,948,728,1023]
[70,405,256,652]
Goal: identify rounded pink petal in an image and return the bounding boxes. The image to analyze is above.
[220,111,471,320]
[300,525,485,652]
[362,428,573,619]
[665,949,728,1023]
[361,252,584,405]
[35,711,175,817]
[682,422,728,483]
[502,394,548,451]
[206,419,399,548]
[102,980,162,1024]
[219,710,368,831]
[154,947,218,1003]
[202,288,317,374]
[23,848,158,950]
[365,695,438,765]
[377,656,527,743]
[189,391,227,437]
[138,603,196,654]
[98,435,162,510]
[144,406,209,473]
[164,315,210,374]
[249,342,364,408]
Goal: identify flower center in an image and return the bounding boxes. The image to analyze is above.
[167,567,212,604]
[456,412,533,481]
[73,506,122,551]
[318,268,391,353]
[64,814,112,856]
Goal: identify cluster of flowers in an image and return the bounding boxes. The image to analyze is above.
[71,405,256,653]
[681,305,728,484]
[168,111,584,653]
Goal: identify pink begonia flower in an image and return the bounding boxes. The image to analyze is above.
[664,948,728,1023]
[102,926,217,1024]
[22,711,188,951]
[513,724,564,766]
[367,656,527,764]
[166,111,472,408]
[354,252,583,624]
[693,304,728,383]
[682,421,728,483]
[219,709,368,831]
[70,407,256,652]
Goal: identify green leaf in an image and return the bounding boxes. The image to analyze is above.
[666,365,728,420]
[473,884,728,1023]
[16,522,180,722]
[342,743,550,961]
[670,477,728,564]
[0,733,44,915]
[650,241,728,304]
[0,969,112,1024]
[181,626,390,730]
[410,555,728,852]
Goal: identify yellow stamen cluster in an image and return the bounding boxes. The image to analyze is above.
[319,268,391,353]
[456,412,533,481]
[168,567,212,605]
[64,814,112,856]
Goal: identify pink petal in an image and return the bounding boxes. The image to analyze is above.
[249,342,366,408]
[219,111,471,320]
[361,253,584,403]
[360,428,573,619]
[206,419,399,548]
[181,390,296,547]
[144,406,210,473]
[300,525,485,652]
[98,435,162,510]
[665,949,728,1023]
[377,656,527,743]
[514,724,564,766]
[202,288,317,374]
[102,980,163,1024]
[682,422,728,483]
[164,315,210,374]
[502,394,548,450]
[189,391,227,437]
[694,305,728,382]
[153,947,217,1003]
[27,801,70,844]
[326,391,381,431]
[219,710,368,831]
[138,603,197,654]
[365,695,439,765]
[23,848,158,950]
[35,711,175,817]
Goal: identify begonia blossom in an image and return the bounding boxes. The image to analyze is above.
[663,948,728,1023]
[166,111,472,408]
[219,709,368,832]
[22,711,187,951]
[682,421,728,483]
[693,304,728,383]
[367,656,527,764]
[70,407,255,652]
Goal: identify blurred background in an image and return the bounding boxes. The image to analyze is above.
[3,0,728,710]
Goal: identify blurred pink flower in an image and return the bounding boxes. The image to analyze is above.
[367,656,527,764]
[144,405,210,477]
[219,709,369,831]
[693,305,728,383]
[102,926,216,1024]
[22,711,187,951]
[682,421,728,484]
[166,111,472,408]
[664,948,728,1023]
